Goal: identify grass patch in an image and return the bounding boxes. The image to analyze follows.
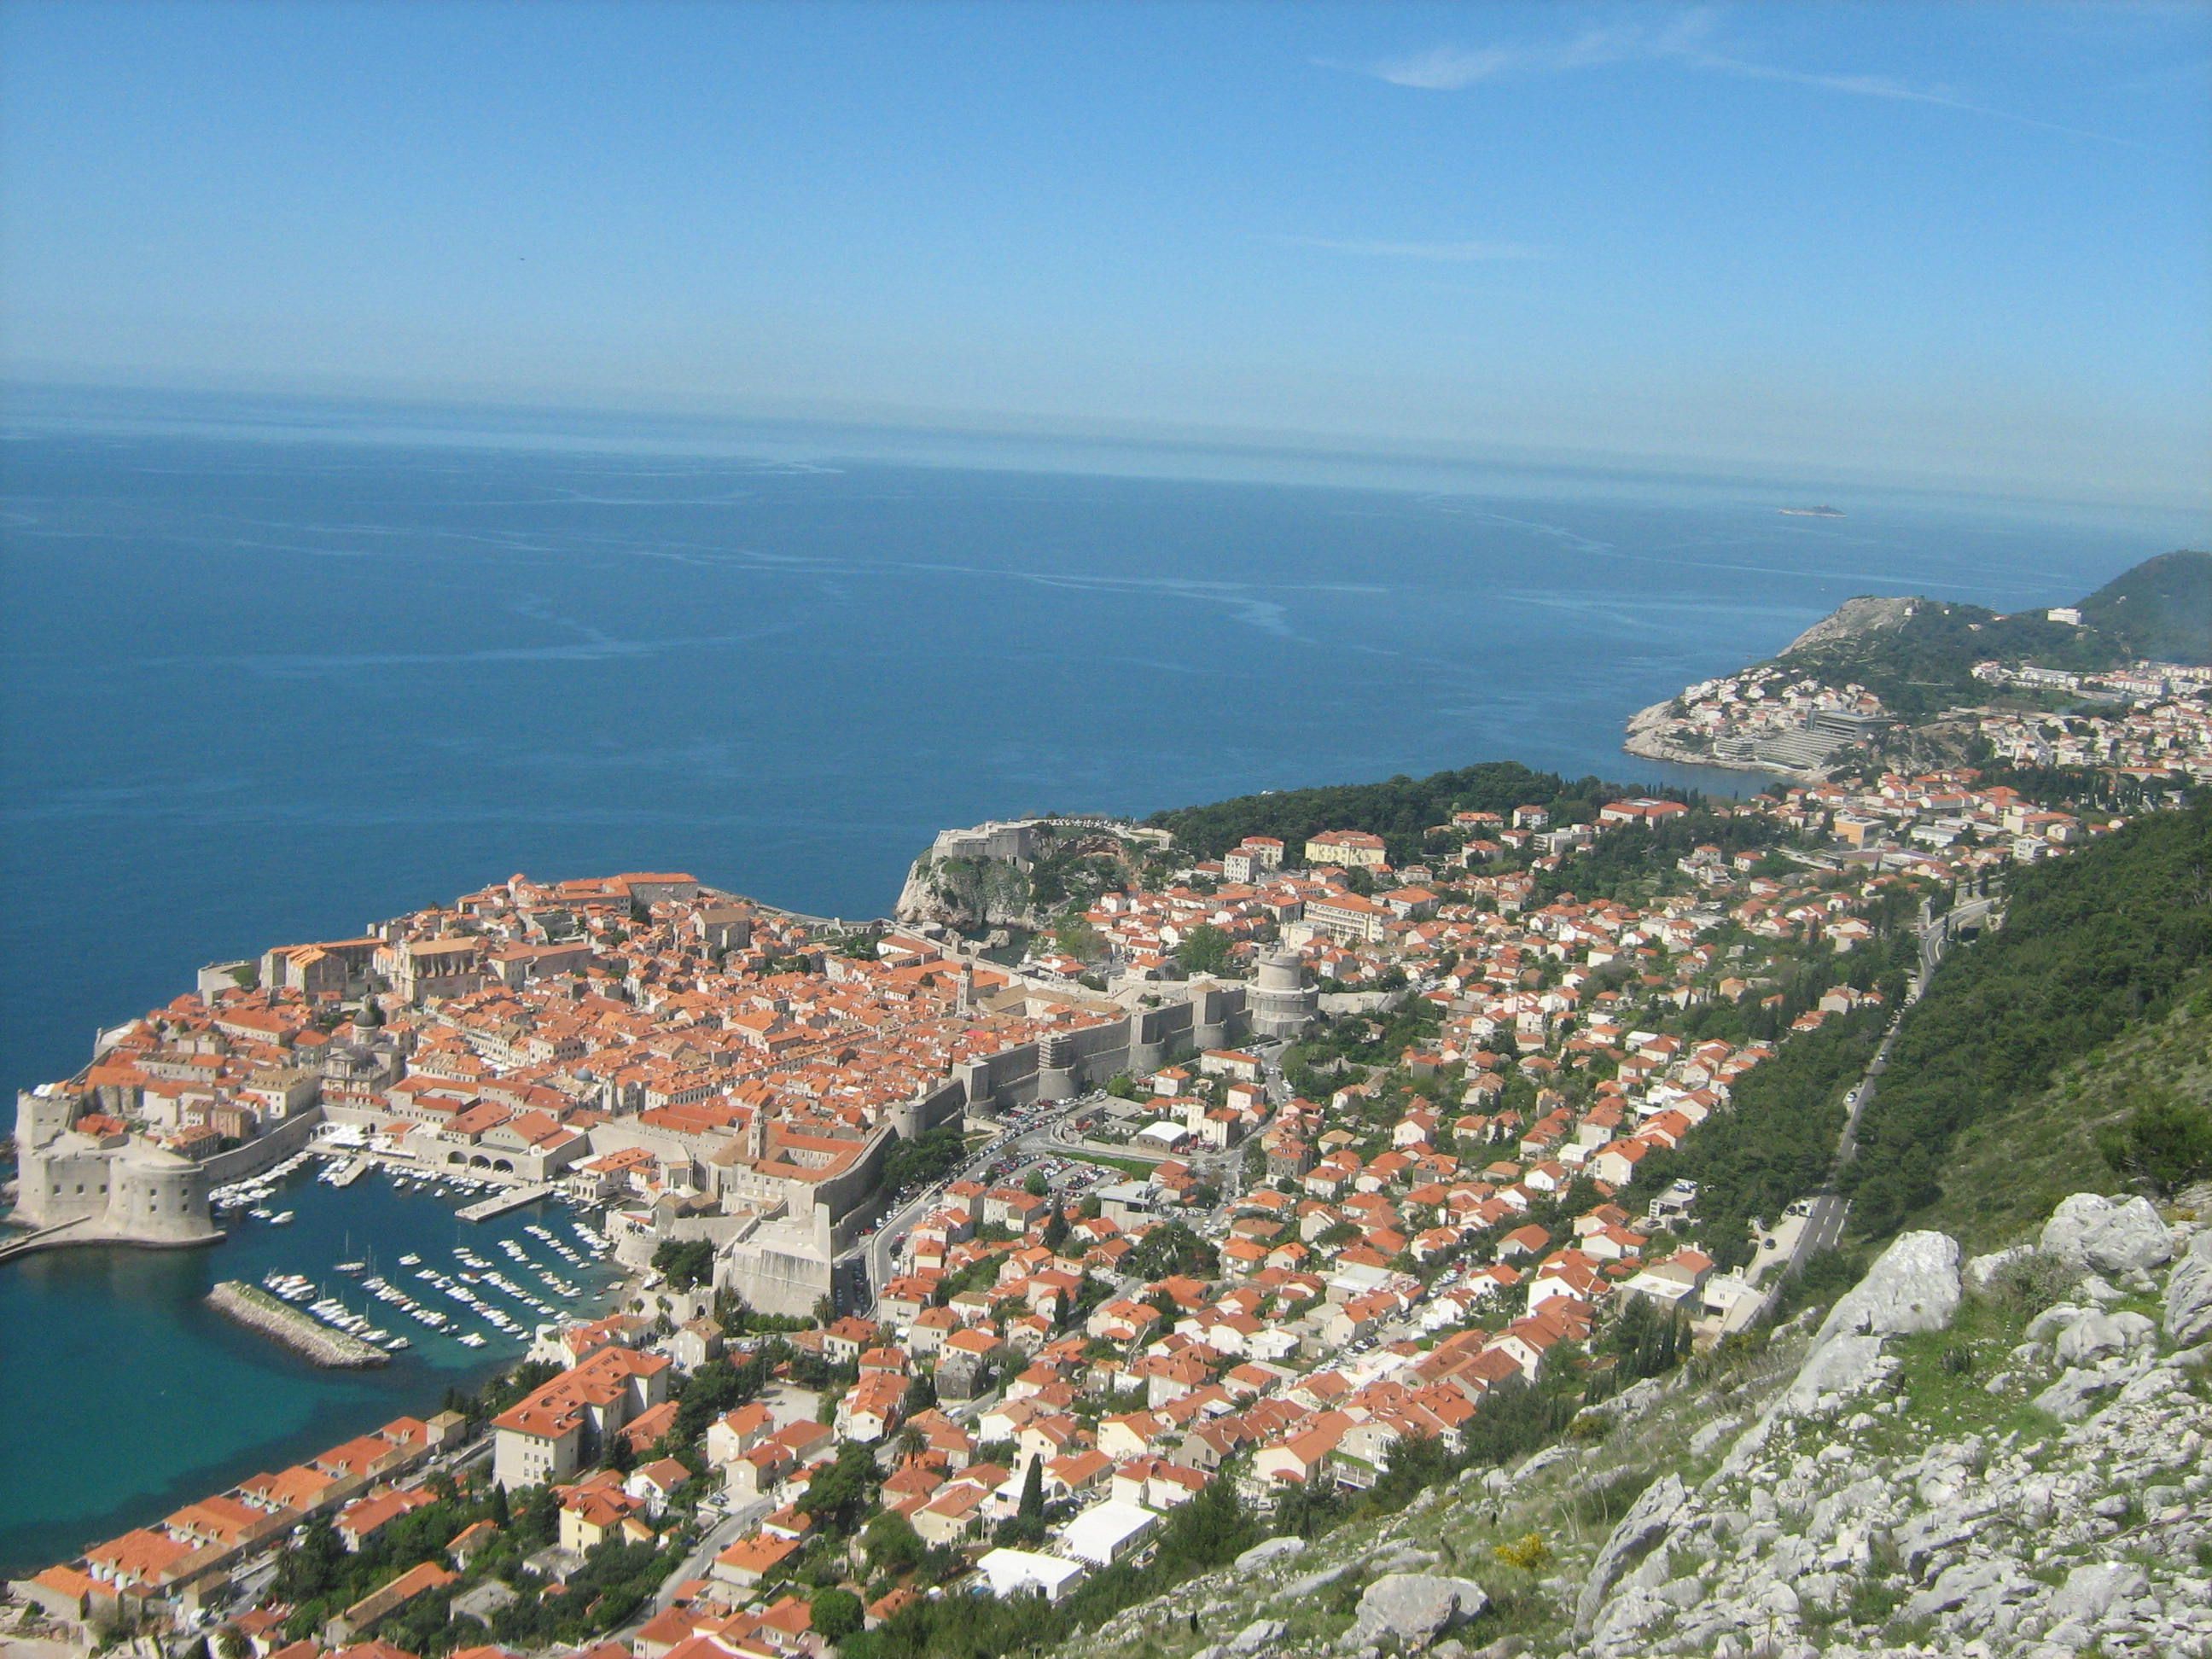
[1057,1150,1161,1179]
[1856,1291,2061,1456]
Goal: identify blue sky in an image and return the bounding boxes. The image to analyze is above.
[3,2,2208,505]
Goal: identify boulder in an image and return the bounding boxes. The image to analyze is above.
[2165,1231,2212,1347]
[1778,1332,1897,1417]
[2052,1308,2156,1368]
[2040,1194,2174,1274]
[1229,1619,1286,1656]
[1236,1535,1308,1573]
[1965,1245,2032,1292]
[1574,1473,1688,1638]
[2030,1362,2144,1423]
[1816,1231,1963,1345]
[2046,1561,2148,1625]
[1284,1563,1353,1599]
[1341,1574,1490,1651]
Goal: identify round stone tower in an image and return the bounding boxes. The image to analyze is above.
[1249,949,1318,1040]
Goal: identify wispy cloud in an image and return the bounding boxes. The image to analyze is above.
[1275,235,1546,263]
[1342,7,2148,148]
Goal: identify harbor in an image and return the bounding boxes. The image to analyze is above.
[0,1137,632,1579]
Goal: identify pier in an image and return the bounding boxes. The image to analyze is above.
[207,1280,390,1368]
[329,1156,369,1188]
[456,1181,558,1222]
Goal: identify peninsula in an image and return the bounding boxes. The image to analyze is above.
[1624,550,2212,780]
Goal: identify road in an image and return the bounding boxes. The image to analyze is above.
[1761,890,2000,1311]
[642,1496,772,1616]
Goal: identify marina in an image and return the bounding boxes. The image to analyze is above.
[0,1142,631,1578]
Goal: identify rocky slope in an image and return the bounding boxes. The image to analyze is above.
[1780,596,1919,657]
[1058,1190,2211,1659]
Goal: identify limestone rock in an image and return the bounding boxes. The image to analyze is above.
[1816,1230,1963,1345]
[1574,1473,1688,1638]
[2053,1308,2156,1368]
[1965,1244,2032,1291]
[1229,1619,1286,1655]
[2047,1560,2149,1625]
[1340,1574,1490,1652]
[1237,1535,1307,1573]
[1778,1332,1895,1417]
[2165,1231,2212,1347]
[2040,1193,2174,1273]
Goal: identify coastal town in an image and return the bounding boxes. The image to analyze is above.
[1622,599,2212,783]
[7,724,2193,1659]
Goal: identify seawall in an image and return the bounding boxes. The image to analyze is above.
[207,1280,390,1369]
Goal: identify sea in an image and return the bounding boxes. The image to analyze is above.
[1,386,2204,1576]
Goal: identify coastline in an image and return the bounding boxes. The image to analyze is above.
[1621,698,1825,783]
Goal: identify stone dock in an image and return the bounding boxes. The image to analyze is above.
[207,1279,389,1368]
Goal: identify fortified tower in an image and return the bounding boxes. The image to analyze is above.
[1248,949,1319,1040]
[1036,1031,1080,1102]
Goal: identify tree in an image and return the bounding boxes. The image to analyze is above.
[1055,914,1107,963]
[800,1441,880,1534]
[2098,1094,2212,1196]
[1042,1202,1070,1253]
[864,1511,926,1577]
[1024,1168,1051,1198]
[1176,924,1235,978]
[490,1482,511,1529]
[1018,1452,1044,1521]
[811,1587,863,1644]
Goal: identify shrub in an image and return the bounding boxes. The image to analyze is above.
[1492,1532,1553,1573]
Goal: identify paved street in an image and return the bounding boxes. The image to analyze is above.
[1762,890,2000,1311]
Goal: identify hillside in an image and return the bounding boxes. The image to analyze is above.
[2078,548,2212,661]
[1144,761,1638,865]
[1906,958,2212,1253]
[1842,798,2212,1242]
[1775,600,2116,721]
[1030,1196,2212,1659]
[1769,549,2210,721]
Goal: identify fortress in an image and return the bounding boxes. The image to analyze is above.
[9,1086,219,1248]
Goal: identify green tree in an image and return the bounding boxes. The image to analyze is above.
[2098,1093,2212,1196]
[1176,925,1235,978]
[864,1510,926,1577]
[1018,1452,1044,1521]
[811,1587,863,1644]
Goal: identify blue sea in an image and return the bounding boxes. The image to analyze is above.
[1,387,2203,1575]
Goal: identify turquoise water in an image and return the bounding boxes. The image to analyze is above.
[0,1162,619,1575]
[2,392,2204,1576]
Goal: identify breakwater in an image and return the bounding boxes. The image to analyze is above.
[207,1280,389,1369]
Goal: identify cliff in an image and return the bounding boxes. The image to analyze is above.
[894,820,1147,934]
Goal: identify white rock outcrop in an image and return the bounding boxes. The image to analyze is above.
[2040,1193,2174,1273]
[1339,1574,1489,1652]
[1575,1193,2208,1659]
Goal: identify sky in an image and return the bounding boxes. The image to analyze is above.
[2,1,2209,507]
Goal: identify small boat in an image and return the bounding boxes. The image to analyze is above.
[336,1260,366,1274]
[399,1253,422,1266]
[457,1332,487,1348]
[270,1211,294,1225]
